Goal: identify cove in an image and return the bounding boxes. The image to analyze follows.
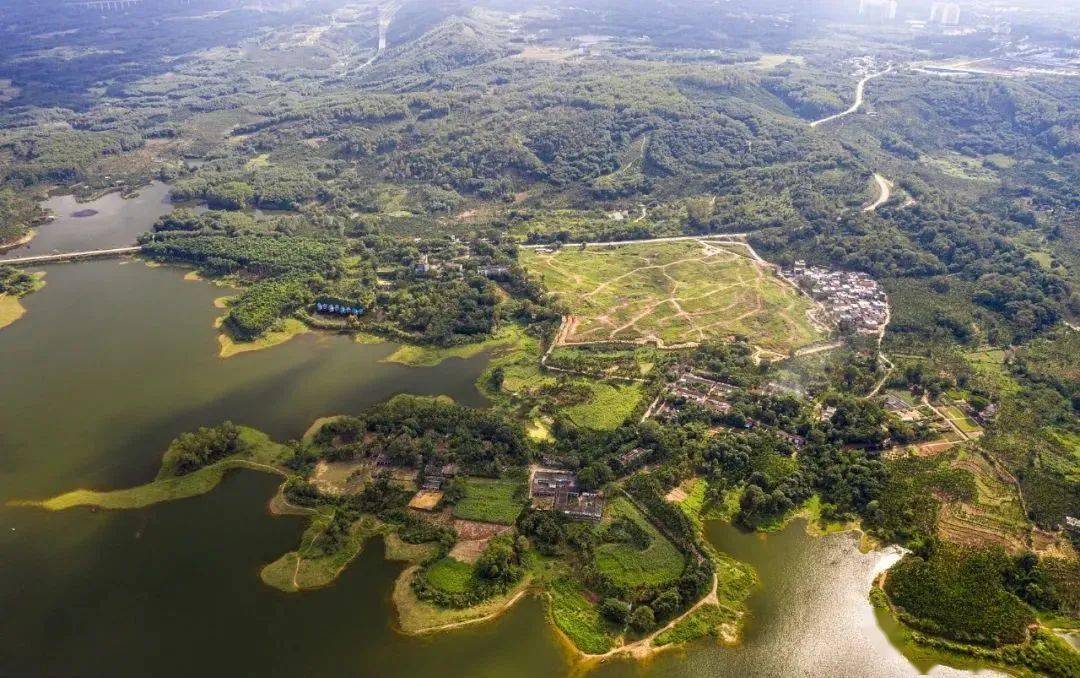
[0,181,188,261]
[589,522,1006,677]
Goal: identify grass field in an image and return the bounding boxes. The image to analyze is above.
[548,576,617,654]
[261,515,382,592]
[0,294,28,331]
[382,324,525,367]
[594,497,685,588]
[423,557,476,594]
[564,381,643,430]
[521,240,823,353]
[452,477,527,525]
[653,604,737,647]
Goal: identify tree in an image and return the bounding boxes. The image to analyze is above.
[205,181,254,210]
[651,588,682,620]
[442,477,466,503]
[599,598,631,624]
[629,605,656,632]
[476,536,520,583]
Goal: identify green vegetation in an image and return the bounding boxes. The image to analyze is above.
[564,382,644,431]
[413,534,526,609]
[451,477,527,525]
[381,324,525,367]
[548,577,616,654]
[0,265,41,297]
[0,266,44,330]
[0,190,42,246]
[885,544,1036,647]
[521,241,823,353]
[653,604,737,646]
[262,514,384,592]
[422,557,476,594]
[595,497,685,589]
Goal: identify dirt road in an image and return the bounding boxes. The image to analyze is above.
[810,67,893,128]
[863,173,892,212]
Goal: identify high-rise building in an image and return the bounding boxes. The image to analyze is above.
[859,0,898,21]
[930,2,961,25]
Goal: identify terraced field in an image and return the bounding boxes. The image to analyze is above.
[521,240,825,355]
[937,450,1029,552]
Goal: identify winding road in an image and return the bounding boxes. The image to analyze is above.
[863,173,892,212]
[809,67,893,128]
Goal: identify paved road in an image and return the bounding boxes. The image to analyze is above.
[809,67,893,128]
[1,246,141,266]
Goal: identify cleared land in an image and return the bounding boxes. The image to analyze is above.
[521,240,824,354]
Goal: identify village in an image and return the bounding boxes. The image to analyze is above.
[783,261,889,335]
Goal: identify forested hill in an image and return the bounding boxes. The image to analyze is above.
[0,0,1077,343]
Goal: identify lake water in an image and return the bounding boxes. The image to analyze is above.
[0,224,1004,675]
[0,181,184,260]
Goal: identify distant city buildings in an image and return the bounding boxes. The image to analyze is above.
[784,261,889,335]
[858,0,898,21]
[930,2,961,25]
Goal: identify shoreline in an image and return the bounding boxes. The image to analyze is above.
[0,229,36,254]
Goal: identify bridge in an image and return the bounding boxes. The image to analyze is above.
[1,246,142,266]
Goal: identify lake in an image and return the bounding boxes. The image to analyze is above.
[1,181,190,261]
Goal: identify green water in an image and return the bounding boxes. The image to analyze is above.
[0,260,1003,677]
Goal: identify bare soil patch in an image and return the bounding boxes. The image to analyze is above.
[310,459,370,496]
[408,490,443,511]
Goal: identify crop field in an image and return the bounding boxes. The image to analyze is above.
[594,497,685,588]
[423,557,475,594]
[937,450,1029,552]
[451,478,527,525]
[521,240,824,354]
[939,404,983,435]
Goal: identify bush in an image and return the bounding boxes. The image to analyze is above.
[599,597,631,624]
[629,605,656,632]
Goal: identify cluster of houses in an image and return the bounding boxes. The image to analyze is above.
[420,463,459,492]
[784,261,889,335]
[655,371,807,448]
[659,372,737,417]
[530,469,605,522]
[407,240,513,281]
[881,393,924,422]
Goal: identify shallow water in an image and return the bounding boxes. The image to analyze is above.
[1,181,188,260]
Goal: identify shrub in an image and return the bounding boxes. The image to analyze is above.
[884,544,1035,647]
[629,605,656,632]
